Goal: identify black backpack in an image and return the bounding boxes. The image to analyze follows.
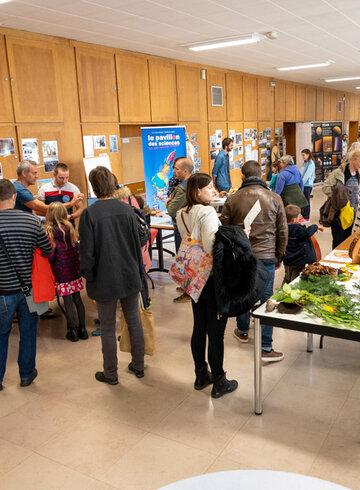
[128,197,151,247]
[213,225,269,318]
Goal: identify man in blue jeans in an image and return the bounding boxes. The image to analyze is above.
[220,160,288,362]
[0,179,51,391]
[212,137,234,192]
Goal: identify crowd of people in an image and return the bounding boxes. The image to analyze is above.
[0,136,359,397]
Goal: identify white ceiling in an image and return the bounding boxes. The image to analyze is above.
[1,0,360,92]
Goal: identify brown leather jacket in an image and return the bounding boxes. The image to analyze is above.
[220,178,288,263]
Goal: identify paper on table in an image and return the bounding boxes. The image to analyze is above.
[244,199,261,229]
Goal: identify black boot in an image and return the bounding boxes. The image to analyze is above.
[77,326,89,340]
[66,328,79,342]
[194,363,213,390]
[211,373,238,399]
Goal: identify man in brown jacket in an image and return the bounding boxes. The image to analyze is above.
[220,160,288,362]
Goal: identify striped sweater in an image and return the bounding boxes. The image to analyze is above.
[0,209,51,295]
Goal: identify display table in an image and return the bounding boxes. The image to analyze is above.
[159,470,348,490]
[149,215,175,274]
[252,233,359,415]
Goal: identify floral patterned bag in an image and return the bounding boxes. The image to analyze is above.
[169,211,213,303]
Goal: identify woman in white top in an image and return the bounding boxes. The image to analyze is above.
[176,173,238,399]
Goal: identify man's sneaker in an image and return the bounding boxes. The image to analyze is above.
[95,371,119,385]
[173,292,191,303]
[233,328,249,343]
[20,368,38,387]
[66,328,79,342]
[128,362,144,378]
[261,350,284,363]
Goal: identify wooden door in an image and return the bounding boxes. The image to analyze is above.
[274,81,286,121]
[82,123,122,183]
[148,60,178,122]
[0,125,19,180]
[6,36,63,123]
[285,84,296,121]
[226,73,243,121]
[76,47,118,122]
[207,70,227,121]
[116,54,151,122]
[176,65,200,121]
[0,36,14,123]
[243,76,257,121]
[257,78,274,121]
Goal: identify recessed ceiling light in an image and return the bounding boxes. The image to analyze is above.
[356,87,360,89]
[325,76,360,82]
[277,61,333,71]
[184,34,260,52]
[0,0,12,4]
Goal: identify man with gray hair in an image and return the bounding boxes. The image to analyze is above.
[14,160,80,216]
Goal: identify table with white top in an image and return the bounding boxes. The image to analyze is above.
[252,235,360,415]
[159,470,349,490]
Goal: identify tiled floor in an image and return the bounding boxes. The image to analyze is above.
[1,187,359,489]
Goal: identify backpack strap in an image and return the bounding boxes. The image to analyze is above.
[180,210,191,236]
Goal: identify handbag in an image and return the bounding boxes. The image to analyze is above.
[281,184,308,208]
[339,201,355,230]
[118,295,155,356]
[32,248,56,302]
[169,211,213,303]
[0,234,49,315]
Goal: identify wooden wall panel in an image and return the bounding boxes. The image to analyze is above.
[6,36,63,123]
[330,91,338,120]
[305,86,316,121]
[181,120,207,172]
[295,85,305,121]
[81,123,122,184]
[0,36,14,122]
[207,70,227,121]
[257,78,274,121]
[208,122,227,173]
[243,76,257,121]
[76,47,118,122]
[226,73,243,121]
[148,59,178,122]
[116,53,151,123]
[176,65,200,121]
[0,125,18,179]
[316,89,324,121]
[285,84,296,121]
[274,81,286,121]
[323,90,331,120]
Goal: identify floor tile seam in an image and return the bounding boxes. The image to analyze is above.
[0,393,43,420]
[211,412,253,459]
[0,437,35,477]
[261,349,303,401]
[23,450,121,489]
[146,429,221,458]
[202,452,227,474]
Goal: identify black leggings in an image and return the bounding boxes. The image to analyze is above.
[62,292,85,330]
[190,276,227,378]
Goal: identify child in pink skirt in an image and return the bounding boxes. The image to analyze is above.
[45,202,88,342]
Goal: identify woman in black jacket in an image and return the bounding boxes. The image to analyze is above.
[79,166,145,384]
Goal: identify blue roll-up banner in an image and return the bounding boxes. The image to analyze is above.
[141,126,187,211]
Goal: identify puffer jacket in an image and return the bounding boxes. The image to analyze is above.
[213,225,269,317]
[322,164,346,197]
[220,177,288,263]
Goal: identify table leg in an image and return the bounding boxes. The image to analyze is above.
[307,332,314,353]
[254,318,262,415]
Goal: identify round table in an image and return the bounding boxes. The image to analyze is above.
[159,470,349,490]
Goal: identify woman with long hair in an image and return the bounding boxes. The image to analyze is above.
[300,149,316,221]
[45,202,87,342]
[176,173,238,399]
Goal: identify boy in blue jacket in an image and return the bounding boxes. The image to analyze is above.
[283,205,322,283]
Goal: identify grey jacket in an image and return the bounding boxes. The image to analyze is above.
[79,199,143,301]
[167,180,188,219]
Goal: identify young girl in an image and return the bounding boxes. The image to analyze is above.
[300,149,316,221]
[176,173,238,399]
[45,202,87,342]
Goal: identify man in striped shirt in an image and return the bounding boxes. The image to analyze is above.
[0,179,51,391]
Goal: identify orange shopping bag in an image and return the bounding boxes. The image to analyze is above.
[32,248,56,303]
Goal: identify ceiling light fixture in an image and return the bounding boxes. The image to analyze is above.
[325,76,360,82]
[277,61,333,71]
[356,87,360,89]
[0,0,12,3]
[185,33,260,52]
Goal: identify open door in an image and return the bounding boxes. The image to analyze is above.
[284,122,296,159]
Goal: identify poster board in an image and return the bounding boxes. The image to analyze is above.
[121,136,144,184]
[83,154,112,198]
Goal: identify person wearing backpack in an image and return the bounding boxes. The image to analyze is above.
[220,160,288,363]
[176,173,238,399]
